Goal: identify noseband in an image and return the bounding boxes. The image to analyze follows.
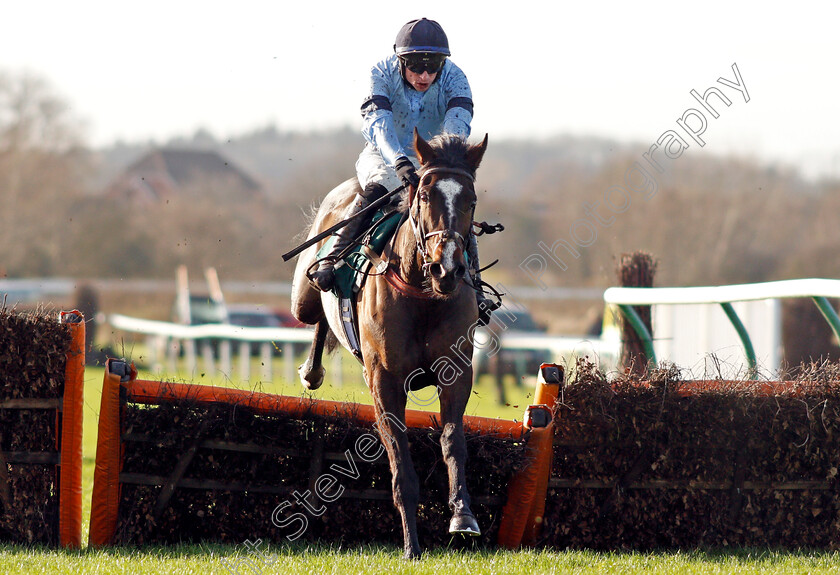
[408,166,475,276]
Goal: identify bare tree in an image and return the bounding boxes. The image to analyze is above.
[0,71,88,276]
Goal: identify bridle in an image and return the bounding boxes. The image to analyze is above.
[407,165,476,277]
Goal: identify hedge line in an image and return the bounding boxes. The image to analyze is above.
[0,308,70,545]
[542,359,840,550]
[115,398,528,548]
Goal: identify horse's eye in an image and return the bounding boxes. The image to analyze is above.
[419,191,429,202]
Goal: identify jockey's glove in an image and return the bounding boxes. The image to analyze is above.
[395,156,420,190]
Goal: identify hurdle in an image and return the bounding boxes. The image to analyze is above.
[0,310,85,548]
[89,358,561,548]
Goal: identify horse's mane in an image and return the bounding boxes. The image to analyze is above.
[422,134,475,174]
[395,134,475,213]
[293,201,321,244]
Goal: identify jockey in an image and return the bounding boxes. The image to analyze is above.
[309,17,500,326]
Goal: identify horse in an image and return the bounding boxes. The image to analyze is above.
[290,129,488,559]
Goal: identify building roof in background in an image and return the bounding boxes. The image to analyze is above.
[106,148,261,203]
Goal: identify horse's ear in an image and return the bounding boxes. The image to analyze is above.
[466,133,489,172]
[413,128,435,166]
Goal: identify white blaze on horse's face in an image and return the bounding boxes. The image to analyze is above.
[435,178,463,274]
[440,237,459,274]
[421,176,471,294]
[435,178,463,230]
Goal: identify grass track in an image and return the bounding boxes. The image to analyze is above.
[3,362,840,572]
[2,543,840,574]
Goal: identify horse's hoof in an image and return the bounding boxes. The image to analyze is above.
[298,364,325,390]
[403,547,422,561]
[449,513,481,536]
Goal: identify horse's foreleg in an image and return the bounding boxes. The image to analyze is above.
[298,318,328,390]
[438,381,480,536]
[371,386,421,559]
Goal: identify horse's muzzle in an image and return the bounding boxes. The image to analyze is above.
[428,261,467,282]
[427,231,467,294]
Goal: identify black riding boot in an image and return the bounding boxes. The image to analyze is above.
[308,192,372,292]
[466,233,500,327]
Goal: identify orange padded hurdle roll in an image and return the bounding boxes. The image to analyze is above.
[59,310,85,549]
[497,364,563,548]
[88,358,135,547]
[123,378,524,437]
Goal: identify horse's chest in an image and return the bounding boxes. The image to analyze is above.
[363,320,472,372]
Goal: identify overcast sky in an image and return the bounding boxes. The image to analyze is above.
[4,1,838,178]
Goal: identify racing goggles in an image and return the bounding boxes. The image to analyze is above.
[400,53,447,75]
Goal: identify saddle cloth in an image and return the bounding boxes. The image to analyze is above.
[315,209,402,362]
[315,209,403,301]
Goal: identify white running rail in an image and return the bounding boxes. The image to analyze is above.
[108,313,317,383]
[603,278,840,377]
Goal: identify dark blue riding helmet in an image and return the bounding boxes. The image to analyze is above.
[394,18,450,82]
[394,18,450,56]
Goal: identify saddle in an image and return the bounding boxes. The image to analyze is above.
[314,208,403,361]
[314,207,490,361]
[316,208,403,299]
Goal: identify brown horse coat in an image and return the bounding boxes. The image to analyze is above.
[291,131,488,559]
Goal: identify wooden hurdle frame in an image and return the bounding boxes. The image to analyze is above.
[88,358,562,548]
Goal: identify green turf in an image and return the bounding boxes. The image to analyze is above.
[2,543,839,574]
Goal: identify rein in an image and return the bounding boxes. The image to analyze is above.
[379,165,475,300]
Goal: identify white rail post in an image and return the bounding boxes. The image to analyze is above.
[146,334,164,374]
[201,340,216,377]
[332,352,343,387]
[239,341,251,382]
[184,340,197,376]
[283,342,295,383]
[167,337,178,373]
[219,340,232,378]
[260,342,273,382]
